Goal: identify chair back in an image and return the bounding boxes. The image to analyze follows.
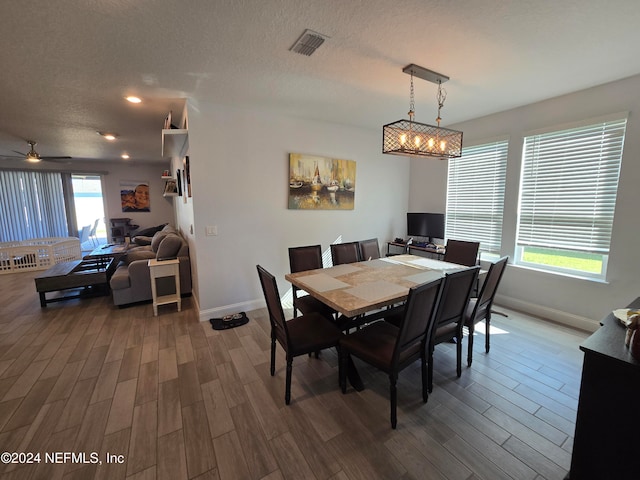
[289,245,323,273]
[89,218,99,237]
[256,265,290,350]
[393,279,442,364]
[331,242,361,265]
[443,239,480,266]
[79,225,91,243]
[434,266,480,331]
[471,256,508,321]
[359,238,380,260]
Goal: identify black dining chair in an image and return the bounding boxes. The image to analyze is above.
[330,242,361,265]
[443,239,480,266]
[358,238,380,260]
[256,265,343,405]
[465,256,508,367]
[288,245,336,320]
[428,266,479,392]
[338,278,443,428]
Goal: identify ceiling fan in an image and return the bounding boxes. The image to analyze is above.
[1,140,72,163]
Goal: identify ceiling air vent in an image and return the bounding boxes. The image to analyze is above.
[290,29,329,56]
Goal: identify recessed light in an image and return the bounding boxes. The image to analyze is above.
[126,96,142,104]
[121,153,130,159]
[97,132,118,140]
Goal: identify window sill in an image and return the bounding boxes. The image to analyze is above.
[511,263,610,284]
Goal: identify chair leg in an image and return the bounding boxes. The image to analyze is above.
[270,335,276,376]
[485,314,491,353]
[421,354,429,403]
[428,345,434,393]
[339,349,348,393]
[389,374,398,429]
[456,332,463,378]
[467,324,475,367]
[285,357,292,405]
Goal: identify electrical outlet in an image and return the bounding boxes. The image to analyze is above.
[205,225,218,236]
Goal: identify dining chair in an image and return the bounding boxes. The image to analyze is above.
[338,278,443,429]
[443,239,480,266]
[78,225,92,253]
[88,218,100,247]
[288,245,336,320]
[358,238,380,260]
[256,265,343,405]
[465,256,508,367]
[330,242,361,265]
[428,266,480,392]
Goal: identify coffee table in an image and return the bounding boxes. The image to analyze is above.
[84,243,129,263]
[34,258,115,307]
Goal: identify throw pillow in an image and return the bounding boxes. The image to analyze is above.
[132,235,153,246]
[150,231,169,252]
[124,249,156,265]
[156,234,182,261]
[135,223,168,237]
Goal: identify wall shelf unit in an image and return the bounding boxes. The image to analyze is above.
[162,129,189,158]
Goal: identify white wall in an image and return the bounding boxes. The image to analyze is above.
[186,103,410,318]
[416,74,640,329]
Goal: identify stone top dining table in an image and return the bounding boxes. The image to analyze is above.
[285,254,469,318]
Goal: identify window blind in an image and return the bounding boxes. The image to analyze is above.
[517,118,626,254]
[446,140,508,254]
[0,170,68,242]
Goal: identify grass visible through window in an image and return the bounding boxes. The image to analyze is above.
[522,247,603,274]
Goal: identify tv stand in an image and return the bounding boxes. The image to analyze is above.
[386,241,445,258]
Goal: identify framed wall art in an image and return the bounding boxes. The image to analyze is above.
[120,180,150,212]
[288,153,356,210]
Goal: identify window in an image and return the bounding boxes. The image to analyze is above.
[446,140,508,259]
[516,117,626,280]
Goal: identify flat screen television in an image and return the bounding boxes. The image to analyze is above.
[407,213,445,242]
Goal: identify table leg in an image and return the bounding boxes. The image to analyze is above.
[39,292,47,308]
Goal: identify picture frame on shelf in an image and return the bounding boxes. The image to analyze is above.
[176,169,182,196]
[163,179,177,195]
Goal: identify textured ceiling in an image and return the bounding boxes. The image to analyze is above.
[1,0,640,165]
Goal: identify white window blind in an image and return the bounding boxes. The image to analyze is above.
[517,118,626,254]
[446,140,508,254]
[0,170,68,242]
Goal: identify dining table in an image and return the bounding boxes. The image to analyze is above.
[285,254,476,391]
[285,254,471,318]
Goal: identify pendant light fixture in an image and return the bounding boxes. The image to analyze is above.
[383,64,463,159]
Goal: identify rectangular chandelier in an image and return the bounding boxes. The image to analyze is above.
[383,64,463,159]
[382,119,463,158]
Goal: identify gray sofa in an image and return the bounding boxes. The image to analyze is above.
[110,225,192,306]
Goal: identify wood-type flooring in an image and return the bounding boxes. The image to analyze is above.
[0,270,590,479]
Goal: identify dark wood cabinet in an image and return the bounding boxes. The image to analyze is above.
[568,298,640,479]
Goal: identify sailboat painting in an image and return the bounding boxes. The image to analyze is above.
[288,153,356,210]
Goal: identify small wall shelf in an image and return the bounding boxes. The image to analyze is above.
[161,129,188,158]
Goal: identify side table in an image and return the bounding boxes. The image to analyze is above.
[148,258,181,316]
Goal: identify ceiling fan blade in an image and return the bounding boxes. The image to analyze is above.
[41,156,72,160]
[12,150,27,156]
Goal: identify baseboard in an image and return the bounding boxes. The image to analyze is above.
[198,297,265,323]
[495,294,600,332]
